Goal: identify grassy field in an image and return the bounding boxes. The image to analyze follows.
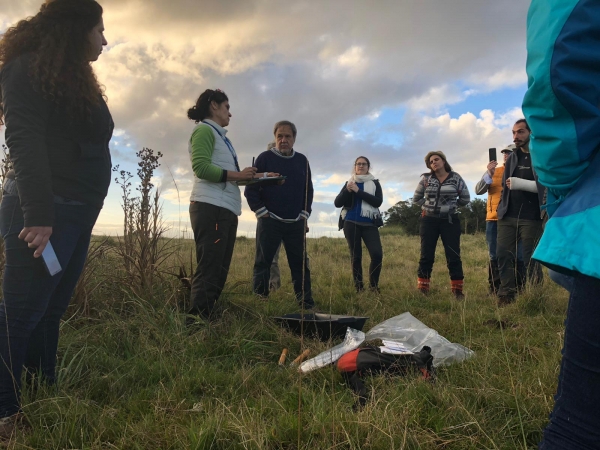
[7,228,567,449]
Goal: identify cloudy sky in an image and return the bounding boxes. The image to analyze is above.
[0,0,530,237]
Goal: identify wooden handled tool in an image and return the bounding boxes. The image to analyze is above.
[291,349,310,366]
[278,348,288,366]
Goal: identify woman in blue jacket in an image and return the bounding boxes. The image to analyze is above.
[335,156,383,293]
[524,0,600,447]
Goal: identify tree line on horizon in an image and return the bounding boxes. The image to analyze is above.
[384,198,487,235]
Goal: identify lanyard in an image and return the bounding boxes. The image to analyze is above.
[202,121,241,172]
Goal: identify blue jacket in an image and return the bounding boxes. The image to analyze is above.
[523,0,600,279]
[244,149,313,222]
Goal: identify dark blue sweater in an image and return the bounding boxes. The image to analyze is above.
[244,149,313,221]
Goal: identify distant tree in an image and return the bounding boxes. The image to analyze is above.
[384,197,487,236]
[383,198,421,235]
[457,198,487,234]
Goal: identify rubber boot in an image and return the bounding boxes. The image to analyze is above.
[451,280,464,299]
[417,278,430,295]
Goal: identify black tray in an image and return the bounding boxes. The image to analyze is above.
[273,313,369,341]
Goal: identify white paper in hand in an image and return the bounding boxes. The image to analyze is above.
[42,241,62,276]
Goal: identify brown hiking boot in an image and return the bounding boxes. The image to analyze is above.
[417,278,430,295]
[0,412,30,441]
[451,280,464,300]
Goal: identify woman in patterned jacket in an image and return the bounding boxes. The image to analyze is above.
[413,151,470,298]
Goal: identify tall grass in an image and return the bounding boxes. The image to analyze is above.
[5,231,567,449]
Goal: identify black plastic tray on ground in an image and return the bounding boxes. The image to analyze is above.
[273,313,369,341]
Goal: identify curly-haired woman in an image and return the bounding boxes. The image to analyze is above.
[413,151,470,298]
[0,0,111,435]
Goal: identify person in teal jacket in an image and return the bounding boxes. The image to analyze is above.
[523,0,600,448]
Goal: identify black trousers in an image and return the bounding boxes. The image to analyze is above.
[418,214,464,280]
[343,222,383,289]
[189,202,238,318]
[253,217,313,307]
[496,216,543,298]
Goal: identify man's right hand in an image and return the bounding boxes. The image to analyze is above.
[487,161,498,177]
[18,226,53,258]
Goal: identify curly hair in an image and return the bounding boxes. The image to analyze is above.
[0,0,105,125]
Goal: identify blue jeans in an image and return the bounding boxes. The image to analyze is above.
[548,269,574,294]
[0,194,100,418]
[540,273,600,449]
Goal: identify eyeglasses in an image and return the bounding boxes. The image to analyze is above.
[355,163,368,167]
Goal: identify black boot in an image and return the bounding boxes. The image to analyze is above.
[488,260,500,295]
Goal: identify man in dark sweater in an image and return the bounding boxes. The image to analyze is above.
[496,119,545,305]
[244,121,314,308]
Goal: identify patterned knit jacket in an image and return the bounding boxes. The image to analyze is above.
[413,171,470,217]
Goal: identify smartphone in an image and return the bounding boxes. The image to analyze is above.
[42,241,62,276]
[488,148,497,162]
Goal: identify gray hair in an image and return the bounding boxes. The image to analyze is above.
[267,141,275,150]
[273,120,297,138]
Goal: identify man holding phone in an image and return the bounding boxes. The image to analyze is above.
[475,144,522,294]
[495,119,545,305]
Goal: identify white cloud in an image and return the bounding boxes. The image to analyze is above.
[406,85,473,112]
[468,68,528,91]
[1,0,531,236]
[318,174,348,187]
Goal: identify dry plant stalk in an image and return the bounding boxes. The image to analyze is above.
[71,237,112,315]
[113,148,177,295]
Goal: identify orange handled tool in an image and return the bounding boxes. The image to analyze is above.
[278,348,288,366]
[291,349,310,366]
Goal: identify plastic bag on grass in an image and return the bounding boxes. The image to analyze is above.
[300,312,474,373]
[299,328,365,373]
[365,312,474,367]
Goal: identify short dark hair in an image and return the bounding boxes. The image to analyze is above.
[514,118,530,132]
[187,89,229,123]
[273,120,297,138]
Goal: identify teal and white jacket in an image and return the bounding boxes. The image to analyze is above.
[523,0,600,279]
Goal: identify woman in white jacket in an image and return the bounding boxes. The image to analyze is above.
[186,89,256,321]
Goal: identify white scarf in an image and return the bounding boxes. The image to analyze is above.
[343,173,380,220]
